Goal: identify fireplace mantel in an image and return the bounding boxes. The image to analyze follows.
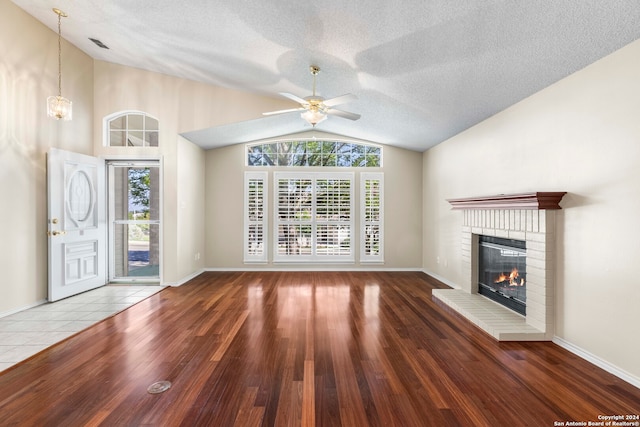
[447,192,567,210]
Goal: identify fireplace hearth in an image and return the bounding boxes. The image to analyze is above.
[478,235,526,316]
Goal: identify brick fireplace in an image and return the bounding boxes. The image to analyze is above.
[432,192,566,341]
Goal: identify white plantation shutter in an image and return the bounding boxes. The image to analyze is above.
[360,173,384,263]
[276,176,313,257]
[316,178,352,257]
[244,172,267,263]
[274,172,354,263]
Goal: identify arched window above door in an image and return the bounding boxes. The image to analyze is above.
[104,111,159,147]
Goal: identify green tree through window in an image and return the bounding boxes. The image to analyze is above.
[247,140,381,167]
[128,168,150,219]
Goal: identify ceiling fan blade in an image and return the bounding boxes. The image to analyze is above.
[279,92,308,105]
[263,107,305,116]
[326,108,361,121]
[323,93,358,107]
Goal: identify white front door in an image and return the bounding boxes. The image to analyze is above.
[47,148,107,301]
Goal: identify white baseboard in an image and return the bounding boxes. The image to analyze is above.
[203,267,423,272]
[553,336,640,389]
[166,267,423,287]
[421,269,460,289]
[0,298,48,319]
[164,269,206,287]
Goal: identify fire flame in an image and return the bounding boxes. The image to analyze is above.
[495,268,525,286]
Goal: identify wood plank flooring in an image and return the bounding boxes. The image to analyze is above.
[0,271,638,426]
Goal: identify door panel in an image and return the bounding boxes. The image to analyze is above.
[48,148,106,301]
[64,240,98,284]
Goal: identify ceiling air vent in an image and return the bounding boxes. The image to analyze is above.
[89,38,109,49]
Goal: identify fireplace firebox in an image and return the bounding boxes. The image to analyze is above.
[478,235,526,315]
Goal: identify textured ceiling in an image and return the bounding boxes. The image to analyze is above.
[12,0,640,151]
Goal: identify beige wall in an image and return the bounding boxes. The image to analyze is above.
[423,39,640,381]
[92,61,291,284]
[205,139,423,269]
[176,136,206,279]
[0,2,94,314]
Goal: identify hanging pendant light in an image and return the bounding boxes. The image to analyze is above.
[47,8,72,121]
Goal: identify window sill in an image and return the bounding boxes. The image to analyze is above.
[273,259,356,264]
[359,260,385,265]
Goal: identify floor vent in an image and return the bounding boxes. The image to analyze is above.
[147,380,171,394]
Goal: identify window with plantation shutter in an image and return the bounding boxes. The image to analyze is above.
[274,172,354,263]
[244,172,267,263]
[361,173,384,263]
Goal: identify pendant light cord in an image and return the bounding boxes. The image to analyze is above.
[57,12,62,98]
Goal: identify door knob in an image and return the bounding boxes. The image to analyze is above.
[48,230,67,236]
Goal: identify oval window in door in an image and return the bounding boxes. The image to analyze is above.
[66,170,94,227]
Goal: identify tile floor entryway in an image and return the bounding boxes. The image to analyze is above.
[0,285,164,372]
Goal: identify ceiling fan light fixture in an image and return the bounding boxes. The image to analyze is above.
[263,64,359,125]
[47,8,72,121]
[301,109,327,126]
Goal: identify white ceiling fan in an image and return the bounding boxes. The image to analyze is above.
[263,65,361,126]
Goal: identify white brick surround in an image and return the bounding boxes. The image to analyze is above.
[433,208,557,341]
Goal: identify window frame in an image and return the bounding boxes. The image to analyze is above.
[107,160,162,283]
[247,140,382,167]
[104,110,159,147]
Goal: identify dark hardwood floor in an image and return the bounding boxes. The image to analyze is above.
[0,271,638,426]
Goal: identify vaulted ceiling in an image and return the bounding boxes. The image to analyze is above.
[13,0,640,151]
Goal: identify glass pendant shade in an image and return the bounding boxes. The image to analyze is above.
[47,95,72,120]
[301,109,327,126]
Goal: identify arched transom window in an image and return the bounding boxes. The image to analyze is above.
[247,140,381,167]
[105,111,159,147]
